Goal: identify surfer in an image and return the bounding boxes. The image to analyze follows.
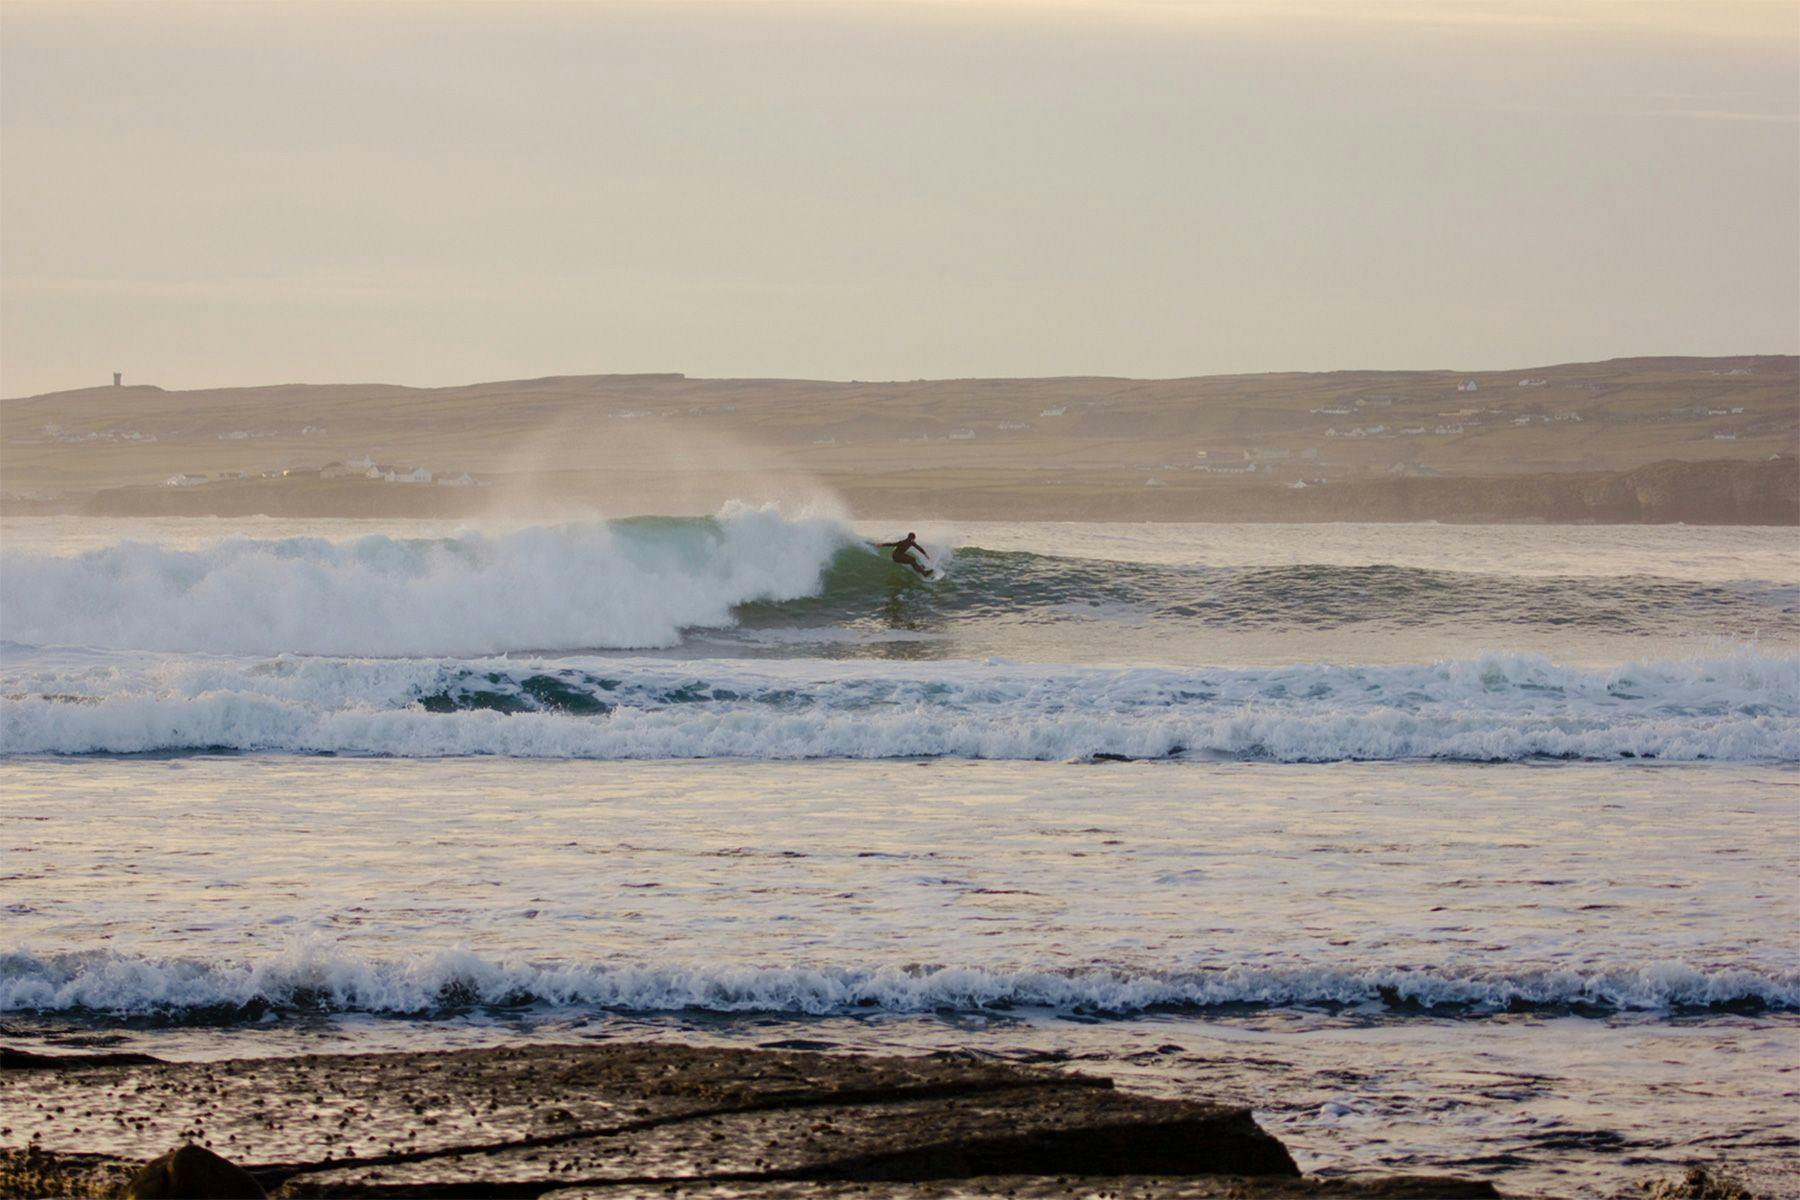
[878,532,934,577]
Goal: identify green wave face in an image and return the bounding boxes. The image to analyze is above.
[734,544,1793,639]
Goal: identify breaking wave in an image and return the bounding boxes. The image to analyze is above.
[2,510,1793,660]
[4,948,1793,1020]
[3,650,1795,761]
[4,510,1794,760]
[0,506,855,656]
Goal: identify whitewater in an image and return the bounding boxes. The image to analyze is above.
[3,512,1797,1197]
[3,509,1796,762]
[0,505,851,656]
[3,649,1796,761]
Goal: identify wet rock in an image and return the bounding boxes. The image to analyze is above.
[0,1146,133,1198]
[124,1144,266,1199]
[1,1043,1500,1200]
[1,1048,166,1071]
[542,1179,1500,1198]
[1631,1166,1757,1200]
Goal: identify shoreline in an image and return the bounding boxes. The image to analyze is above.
[1,1041,1508,1199]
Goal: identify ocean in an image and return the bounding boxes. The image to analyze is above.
[2,511,1796,1198]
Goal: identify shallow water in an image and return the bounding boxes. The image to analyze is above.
[4,757,1797,1196]
[2,516,1797,1197]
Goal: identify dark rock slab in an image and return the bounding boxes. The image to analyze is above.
[1,1047,167,1071]
[0,1042,1499,1200]
[275,1090,1296,1196]
[124,1143,266,1198]
[548,1179,1502,1198]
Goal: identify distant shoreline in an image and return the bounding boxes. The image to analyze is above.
[10,455,1791,525]
[5,356,1794,524]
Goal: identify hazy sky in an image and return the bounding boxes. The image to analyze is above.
[2,0,1796,396]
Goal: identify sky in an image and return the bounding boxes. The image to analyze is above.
[1,0,1796,396]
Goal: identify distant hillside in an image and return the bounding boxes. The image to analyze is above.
[5,357,1795,523]
[75,456,1797,525]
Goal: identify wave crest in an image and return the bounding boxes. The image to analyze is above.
[4,948,1792,1020]
[0,505,854,656]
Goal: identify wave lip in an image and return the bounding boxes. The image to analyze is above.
[0,505,855,656]
[3,650,1796,762]
[5,949,1794,1021]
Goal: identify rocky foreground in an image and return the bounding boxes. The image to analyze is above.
[1,1042,1505,1199]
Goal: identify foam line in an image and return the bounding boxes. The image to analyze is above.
[4,948,1792,1018]
[3,650,1794,761]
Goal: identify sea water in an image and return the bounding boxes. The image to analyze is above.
[2,513,1796,1197]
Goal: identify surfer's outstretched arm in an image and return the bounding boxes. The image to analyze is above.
[878,533,931,575]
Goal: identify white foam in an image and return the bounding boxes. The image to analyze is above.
[4,946,1793,1017]
[2,649,1795,761]
[0,505,852,656]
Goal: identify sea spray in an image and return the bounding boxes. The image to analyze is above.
[0,504,856,656]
